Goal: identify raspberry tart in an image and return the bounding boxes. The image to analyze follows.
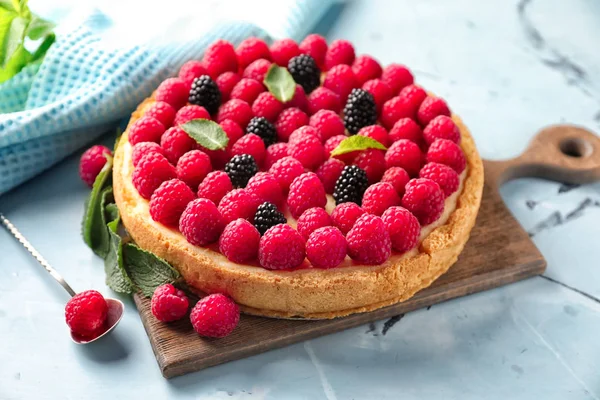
[113,36,484,319]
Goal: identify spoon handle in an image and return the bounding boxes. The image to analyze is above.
[0,213,76,297]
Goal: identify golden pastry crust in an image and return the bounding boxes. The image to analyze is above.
[113,97,484,319]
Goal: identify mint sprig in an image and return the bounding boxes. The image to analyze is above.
[263,64,296,102]
[330,135,387,157]
[82,155,113,258]
[123,244,181,297]
[181,119,229,151]
[104,197,134,294]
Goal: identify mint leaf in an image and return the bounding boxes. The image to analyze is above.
[25,14,54,40]
[28,31,53,63]
[263,64,296,102]
[0,1,16,11]
[104,203,134,294]
[181,119,228,151]
[82,155,113,258]
[330,135,387,157]
[123,244,181,297]
[1,15,26,68]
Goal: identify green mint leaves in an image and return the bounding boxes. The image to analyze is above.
[82,155,113,258]
[181,119,229,151]
[123,244,181,297]
[330,135,387,157]
[104,196,135,294]
[263,64,296,102]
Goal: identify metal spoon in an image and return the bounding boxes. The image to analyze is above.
[0,213,124,344]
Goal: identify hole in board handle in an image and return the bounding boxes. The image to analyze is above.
[559,138,593,158]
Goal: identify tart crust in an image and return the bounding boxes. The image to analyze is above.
[113,97,484,319]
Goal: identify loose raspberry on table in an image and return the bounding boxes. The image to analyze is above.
[353,149,386,184]
[270,38,300,67]
[149,179,196,227]
[242,58,272,82]
[219,219,261,263]
[333,165,369,205]
[253,202,287,235]
[357,125,389,147]
[188,75,221,115]
[268,156,305,192]
[275,107,309,142]
[389,118,423,145]
[155,77,189,110]
[307,226,347,269]
[215,71,241,102]
[197,170,233,205]
[176,150,212,190]
[225,154,259,188]
[323,64,358,103]
[288,54,321,94]
[381,167,410,197]
[230,78,265,105]
[331,202,365,235]
[151,284,189,322]
[173,105,210,126]
[419,162,460,197]
[246,172,284,207]
[324,39,355,70]
[297,207,332,240]
[218,188,261,223]
[346,214,391,265]
[381,64,414,94]
[190,293,239,338]
[231,134,266,167]
[417,96,451,127]
[401,178,445,225]
[307,87,342,115]
[65,290,108,337]
[381,206,420,253]
[426,138,466,174]
[246,116,277,147]
[202,39,238,79]
[288,133,326,170]
[144,101,176,128]
[160,126,196,164]
[299,34,328,70]
[286,84,309,113]
[288,172,327,218]
[252,92,284,122]
[178,60,208,89]
[381,96,415,130]
[264,142,289,169]
[362,182,401,216]
[259,224,306,270]
[236,37,271,69]
[79,145,112,187]
[362,79,392,114]
[132,142,164,168]
[352,55,382,86]
[180,198,225,245]
[343,88,377,135]
[398,84,427,115]
[132,152,177,199]
[385,139,423,177]
[128,116,165,145]
[316,158,345,194]
[423,115,460,145]
[309,109,345,143]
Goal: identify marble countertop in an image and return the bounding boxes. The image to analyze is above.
[2,0,600,399]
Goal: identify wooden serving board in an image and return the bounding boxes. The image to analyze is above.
[134,125,600,378]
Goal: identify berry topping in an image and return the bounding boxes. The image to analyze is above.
[331,202,365,235]
[288,125,320,144]
[381,167,410,197]
[419,162,460,198]
[197,170,233,205]
[65,290,108,337]
[160,126,196,164]
[236,37,271,69]
[343,88,377,135]
[384,139,423,177]
[299,34,328,70]
[188,75,221,115]
[190,293,239,338]
[252,92,284,122]
[246,116,277,147]
[176,150,212,190]
[381,96,414,130]
[173,105,210,126]
[423,115,460,145]
[353,149,386,184]
[381,206,420,253]
[264,142,289,169]
[149,179,196,228]
[79,145,112,187]
[145,101,176,127]
[426,139,466,174]
[316,158,345,194]
[325,134,355,163]
[381,64,413,94]
[361,182,401,216]
[268,156,305,192]
[270,38,300,67]
[307,226,347,269]
[202,39,238,79]
[128,116,165,145]
[297,207,332,240]
[259,224,306,270]
[417,96,451,126]
[180,198,225,245]
[357,125,389,147]
[225,154,259,188]
[216,99,253,129]
[288,54,321,94]
[218,188,261,223]
[219,219,261,263]
[307,87,342,115]
[243,58,272,82]
[178,60,208,89]
[362,79,392,114]
[287,172,327,219]
[151,284,189,322]
[132,152,177,199]
[132,142,163,168]
[288,133,326,170]
[398,84,427,115]
[309,109,345,143]
[324,39,355,70]
[323,64,358,103]
[275,107,309,142]
[230,78,265,104]
[231,134,266,167]
[246,172,284,207]
[215,71,241,102]
[346,214,391,265]
[287,84,309,112]
[253,202,287,235]
[389,118,423,145]
[352,55,382,86]
[155,77,188,110]
[401,178,445,225]
[333,165,369,205]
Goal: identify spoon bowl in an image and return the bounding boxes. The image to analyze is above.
[70,298,125,344]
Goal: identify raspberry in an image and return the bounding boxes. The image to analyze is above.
[128,116,165,145]
[259,224,305,270]
[417,96,451,127]
[401,178,445,225]
[362,182,401,216]
[219,219,261,263]
[225,154,259,188]
[264,142,289,169]
[132,152,177,199]
[353,149,386,184]
[132,142,164,167]
[202,39,238,79]
[173,105,210,126]
[288,133,326,170]
[253,202,287,235]
[333,165,368,205]
[275,107,309,142]
[176,150,212,190]
[398,84,427,115]
[385,139,423,176]
[316,158,345,194]
[381,206,420,253]
[178,60,208,88]
[426,139,466,174]
[190,293,239,338]
[236,37,271,69]
[287,172,327,218]
[149,179,195,227]
[204,119,244,169]
[362,79,392,114]
[389,118,423,145]
[419,162,460,197]
[215,71,241,102]
[286,85,309,113]
[197,170,233,205]
[299,34,328,70]
[346,214,391,265]
[155,78,188,110]
[423,115,460,145]
[297,207,332,240]
[306,226,347,269]
[218,188,261,223]
[309,110,345,143]
[288,54,320,93]
[352,55,382,86]
[252,92,284,122]
[343,88,377,135]
[331,202,365,235]
[323,64,358,102]
[324,39,355,70]
[231,133,266,166]
[381,167,410,197]
[64,290,108,336]
[79,145,112,187]
[307,87,342,115]
[180,198,225,245]
[357,125,389,147]
[160,126,196,164]
[217,99,254,128]
[381,96,415,130]
[268,156,305,192]
[270,38,300,67]
[246,172,284,207]
[242,58,272,82]
[151,284,189,322]
[288,126,319,145]
[381,64,413,94]
[144,101,176,127]
[246,116,277,147]
[230,78,265,105]
[325,135,355,163]
[188,75,221,115]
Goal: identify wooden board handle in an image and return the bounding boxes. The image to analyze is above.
[485,124,600,186]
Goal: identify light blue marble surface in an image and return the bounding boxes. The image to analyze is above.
[2,0,600,399]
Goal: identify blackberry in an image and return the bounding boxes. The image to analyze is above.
[287,54,321,94]
[246,116,277,147]
[188,75,221,115]
[225,154,258,188]
[343,88,377,135]
[333,165,369,205]
[253,202,287,235]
